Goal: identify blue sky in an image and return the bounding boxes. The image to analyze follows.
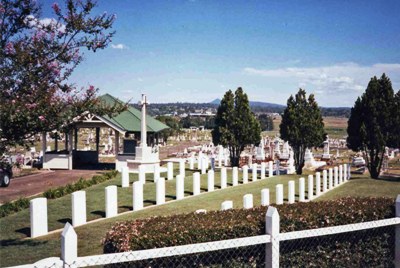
[41,0,400,106]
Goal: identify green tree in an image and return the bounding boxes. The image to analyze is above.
[347,74,400,179]
[155,116,181,143]
[212,87,261,166]
[280,89,325,174]
[257,114,274,131]
[0,0,124,155]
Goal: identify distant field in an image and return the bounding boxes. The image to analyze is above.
[265,116,348,139]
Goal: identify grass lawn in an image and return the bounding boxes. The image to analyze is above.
[1,166,399,267]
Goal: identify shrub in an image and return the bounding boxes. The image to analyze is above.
[0,197,30,217]
[103,197,395,266]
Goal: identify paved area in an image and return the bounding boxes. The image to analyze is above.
[0,169,104,204]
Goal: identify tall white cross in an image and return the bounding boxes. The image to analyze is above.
[140,94,149,147]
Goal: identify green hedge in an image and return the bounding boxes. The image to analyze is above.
[103,197,396,266]
[0,170,118,218]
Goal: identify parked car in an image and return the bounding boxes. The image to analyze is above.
[0,157,13,187]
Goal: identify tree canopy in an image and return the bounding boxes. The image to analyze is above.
[212,87,261,166]
[0,0,125,155]
[347,74,400,178]
[280,88,325,174]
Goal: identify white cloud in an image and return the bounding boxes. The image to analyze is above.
[25,15,66,33]
[111,43,128,50]
[244,62,400,95]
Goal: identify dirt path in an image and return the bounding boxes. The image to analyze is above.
[0,169,104,204]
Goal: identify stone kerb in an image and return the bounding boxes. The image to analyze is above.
[72,191,86,227]
[30,197,48,238]
[105,186,118,218]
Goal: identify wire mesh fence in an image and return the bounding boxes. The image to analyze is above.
[280,223,396,267]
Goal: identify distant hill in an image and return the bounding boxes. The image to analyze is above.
[210,99,285,109]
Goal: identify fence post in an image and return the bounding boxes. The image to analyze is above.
[61,222,77,267]
[395,194,400,268]
[265,206,280,268]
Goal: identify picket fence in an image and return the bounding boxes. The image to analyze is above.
[14,195,400,268]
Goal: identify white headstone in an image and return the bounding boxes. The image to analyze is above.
[343,164,347,181]
[207,170,214,192]
[232,166,239,186]
[260,162,266,179]
[193,172,201,196]
[176,175,184,200]
[201,157,207,174]
[288,181,295,204]
[299,177,305,202]
[276,184,284,205]
[72,191,86,227]
[334,166,339,186]
[261,188,270,206]
[138,165,146,184]
[315,172,321,196]
[156,177,165,205]
[268,161,274,177]
[322,170,328,192]
[167,162,174,180]
[329,168,333,189]
[189,156,195,170]
[339,165,343,184]
[221,200,233,211]
[242,165,249,184]
[220,167,227,189]
[105,186,118,218]
[133,181,143,211]
[308,175,313,200]
[61,223,77,264]
[197,153,202,170]
[252,163,258,182]
[243,194,253,209]
[121,166,130,188]
[179,160,185,178]
[153,164,160,183]
[30,198,48,237]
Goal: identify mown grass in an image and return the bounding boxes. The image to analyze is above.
[0,166,399,267]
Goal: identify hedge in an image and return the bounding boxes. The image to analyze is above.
[103,197,396,267]
[0,170,118,218]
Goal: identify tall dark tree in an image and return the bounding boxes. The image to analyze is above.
[0,0,124,155]
[212,87,261,167]
[280,89,325,174]
[347,74,400,179]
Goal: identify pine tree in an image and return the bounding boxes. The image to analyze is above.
[280,89,325,174]
[347,74,399,178]
[212,88,261,166]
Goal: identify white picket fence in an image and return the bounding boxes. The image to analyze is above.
[28,162,351,238]
[15,195,400,268]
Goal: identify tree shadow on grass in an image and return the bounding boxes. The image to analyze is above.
[57,218,71,224]
[15,227,30,237]
[166,194,176,199]
[1,238,47,247]
[91,210,105,217]
[144,199,156,205]
[184,191,193,195]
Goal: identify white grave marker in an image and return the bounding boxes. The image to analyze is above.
[288,181,295,204]
[243,194,253,209]
[243,165,249,184]
[72,191,86,227]
[105,186,118,218]
[261,188,270,206]
[133,181,143,211]
[193,172,201,196]
[220,167,227,189]
[121,166,129,188]
[221,200,233,210]
[276,184,284,205]
[167,162,174,180]
[299,177,305,202]
[232,167,239,186]
[30,198,48,238]
[308,175,313,200]
[176,175,184,200]
[207,170,215,192]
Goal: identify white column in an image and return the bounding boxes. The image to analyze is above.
[299,177,305,202]
[252,163,258,182]
[72,191,86,227]
[343,164,347,181]
[221,200,233,211]
[395,195,400,267]
[329,168,333,189]
[339,165,343,184]
[232,167,239,186]
[121,166,129,188]
[220,167,227,189]
[322,170,327,192]
[288,181,295,204]
[243,194,253,209]
[260,162,266,179]
[242,165,249,184]
[189,156,195,170]
[176,175,184,200]
[139,165,146,184]
[308,175,313,200]
[133,181,143,211]
[193,172,200,196]
[268,161,273,177]
[334,166,339,187]
[105,186,118,218]
[207,170,214,192]
[30,198,48,238]
[276,184,283,205]
[315,172,321,196]
[140,94,147,147]
[261,188,270,206]
[167,162,174,180]
[265,207,280,267]
[179,159,185,178]
[61,223,77,266]
[156,177,165,205]
[201,158,207,174]
[153,164,160,183]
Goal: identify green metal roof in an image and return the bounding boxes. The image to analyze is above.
[98,94,169,133]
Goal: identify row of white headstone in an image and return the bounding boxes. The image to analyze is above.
[29,160,276,238]
[219,164,351,210]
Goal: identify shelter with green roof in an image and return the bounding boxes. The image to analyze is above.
[42,94,169,170]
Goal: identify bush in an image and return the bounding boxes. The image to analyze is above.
[0,197,30,217]
[103,197,395,266]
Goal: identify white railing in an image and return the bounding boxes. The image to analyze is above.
[13,194,400,268]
